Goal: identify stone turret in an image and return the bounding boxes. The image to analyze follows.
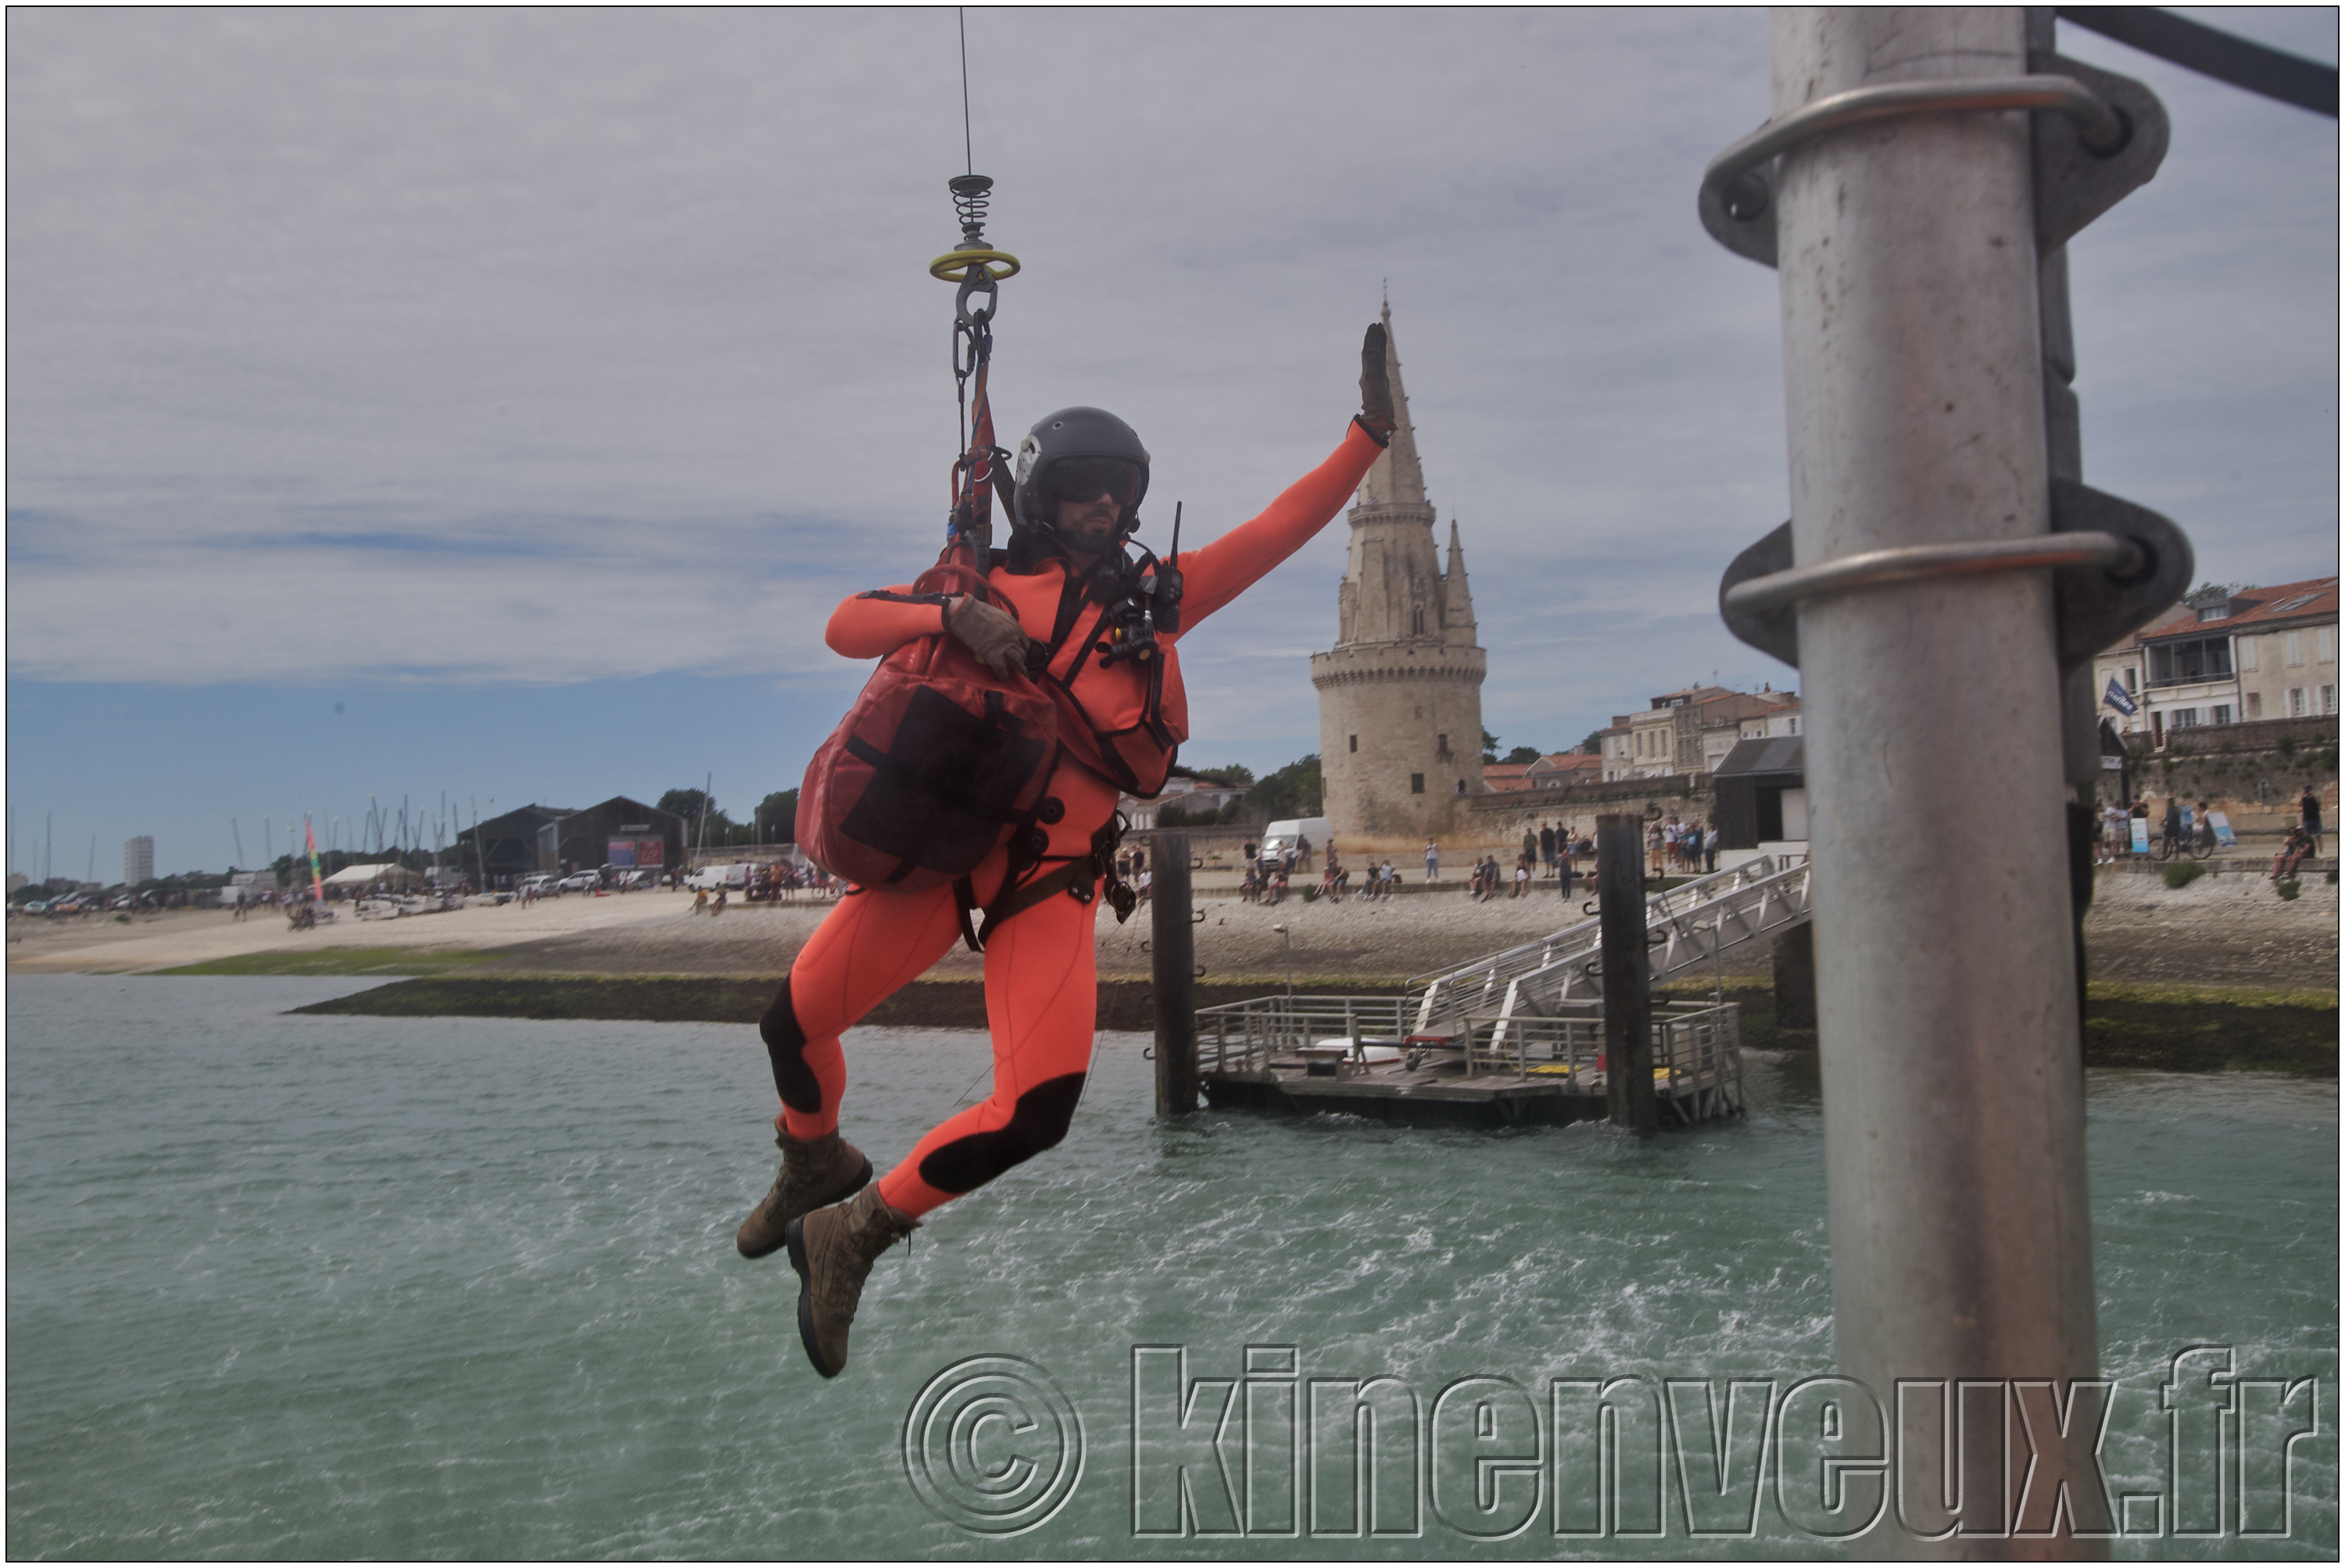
[1443,519,1477,642]
[1309,305,1488,839]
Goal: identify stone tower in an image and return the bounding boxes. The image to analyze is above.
[1310,305,1487,839]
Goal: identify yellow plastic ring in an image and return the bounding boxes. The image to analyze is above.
[929,248,1022,283]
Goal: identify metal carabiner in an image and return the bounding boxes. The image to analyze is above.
[956,269,998,330]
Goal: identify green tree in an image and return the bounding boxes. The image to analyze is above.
[1580,730,1608,755]
[658,787,714,821]
[1240,754,1323,822]
[1481,728,1501,764]
[1184,764,1255,787]
[752,789,801,843]
[1503,745,1541,764]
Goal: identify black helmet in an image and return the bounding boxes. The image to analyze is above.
[1012,406,1151,538]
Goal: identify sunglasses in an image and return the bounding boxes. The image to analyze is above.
[1044,457,1144,509]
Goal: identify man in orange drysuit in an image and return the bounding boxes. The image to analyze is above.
[742,324,1397,1378]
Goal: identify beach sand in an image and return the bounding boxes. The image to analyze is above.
[9,865,2336,990]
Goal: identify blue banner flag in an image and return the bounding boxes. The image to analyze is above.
[2103,677,2139,716]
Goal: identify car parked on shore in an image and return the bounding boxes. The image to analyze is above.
[555,871,602,893]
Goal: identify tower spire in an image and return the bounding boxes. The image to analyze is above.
[1357,299,1427,509]
[1445,517,1477,641]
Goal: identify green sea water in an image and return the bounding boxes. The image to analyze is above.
[6,976,2335,1558]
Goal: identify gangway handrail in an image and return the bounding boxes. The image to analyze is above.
[1194,992,1416,1075]
[1404,857,1812,1036]
[1403,855,1795,992]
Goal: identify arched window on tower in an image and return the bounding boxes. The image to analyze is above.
[1411,604,1425,636]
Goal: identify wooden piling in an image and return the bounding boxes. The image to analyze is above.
[1151,831,1198,1118]
[1772,922,1817,1031]
[1596,814,1657,1133]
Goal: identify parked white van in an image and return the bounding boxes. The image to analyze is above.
[684,863,754,891]
[1257,817,1333,874]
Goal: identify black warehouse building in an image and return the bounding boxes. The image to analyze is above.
[458,797,686,885]
[1712,737,1806,850]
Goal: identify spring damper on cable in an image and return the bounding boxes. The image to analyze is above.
[933,174,1020,567]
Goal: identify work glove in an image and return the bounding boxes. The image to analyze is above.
[1355,322,1396,446]
[946,593,1033,680]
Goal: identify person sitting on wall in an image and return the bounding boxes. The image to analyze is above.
[2272,824,2313,881]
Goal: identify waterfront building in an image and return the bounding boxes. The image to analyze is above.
[1526,751,1603,789]
[459,804,571,883]
[1119,782,1248,831]
[1600,686,1799,782]
[123,836,154,886]
[459,797,688,882]
[2093,575,2340,745]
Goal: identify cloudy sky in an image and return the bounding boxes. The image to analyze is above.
[8,8,2336,877]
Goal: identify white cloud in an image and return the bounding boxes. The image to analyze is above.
[5,5,2334,725]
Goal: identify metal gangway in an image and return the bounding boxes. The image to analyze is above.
[1404,855,1813,1054]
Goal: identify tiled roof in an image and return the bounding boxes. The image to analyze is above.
[2140,577,2338,641]
[1481,764,1538,793]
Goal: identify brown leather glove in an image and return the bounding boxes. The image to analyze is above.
[1356,322,1395,446]
[945,594,1032,680]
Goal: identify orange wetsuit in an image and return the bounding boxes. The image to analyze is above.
[762,420,1384,1218]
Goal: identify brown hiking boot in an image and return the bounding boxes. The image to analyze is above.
[784,1184,920,1379]
[735,1130,872,1259]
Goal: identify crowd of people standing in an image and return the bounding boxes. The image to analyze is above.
[2091,786,2329,878]
[1232,816,1745,904]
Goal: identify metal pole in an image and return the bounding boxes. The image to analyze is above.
[1768,7,2097,1546]
[1151,830,1198,1118]
[1595,814,1655,1133]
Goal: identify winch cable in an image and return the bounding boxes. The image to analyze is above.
[932,9,1021,569]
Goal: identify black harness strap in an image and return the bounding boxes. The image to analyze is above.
[1043,569,1094,662]
[953,873,983,952]
[979,855,1092,938]
[954,815,1130,952]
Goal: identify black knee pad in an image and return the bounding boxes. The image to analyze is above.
[760,976,824,1115]
[918,1072,1087,1195]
